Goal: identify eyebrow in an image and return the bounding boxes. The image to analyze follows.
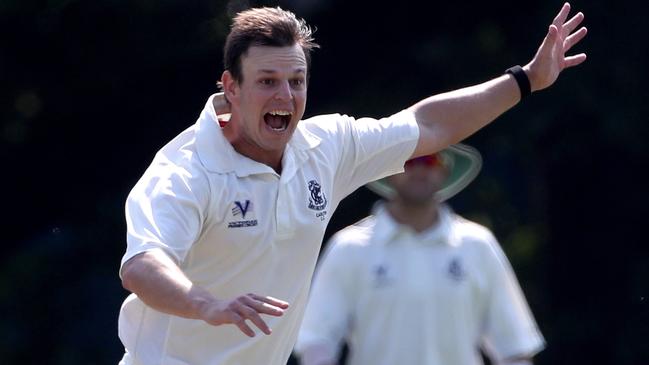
[257,68,306,75]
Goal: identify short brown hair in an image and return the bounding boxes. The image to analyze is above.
[223,7,319,84]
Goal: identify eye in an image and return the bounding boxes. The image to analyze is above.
[290,78,305,88]
[259,79,275,86]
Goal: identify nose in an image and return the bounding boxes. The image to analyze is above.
[274,80,293,101]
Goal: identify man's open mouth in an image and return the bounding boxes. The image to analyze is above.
[264,110,292,132]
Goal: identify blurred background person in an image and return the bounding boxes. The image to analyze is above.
[294,145,545,365]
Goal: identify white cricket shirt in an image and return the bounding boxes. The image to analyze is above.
[295,205,545,365]
[118,94,419,365]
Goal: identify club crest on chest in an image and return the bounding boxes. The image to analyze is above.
[307,179,327,211]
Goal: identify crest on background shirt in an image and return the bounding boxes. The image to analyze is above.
[447,257,466,282]
[372,263,394,288]
[307,179,327,211]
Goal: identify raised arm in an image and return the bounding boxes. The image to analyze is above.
[121,250,289,337]
[410,2,587,157]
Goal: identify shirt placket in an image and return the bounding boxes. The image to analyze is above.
[275,148,305,240]
[275,181,295,239]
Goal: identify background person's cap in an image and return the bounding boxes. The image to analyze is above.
[365,143,482,202]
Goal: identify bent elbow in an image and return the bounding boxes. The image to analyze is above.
[120,256,143,293]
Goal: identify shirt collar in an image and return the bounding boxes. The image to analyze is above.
[371,203,459,247]
[195,94,321,177]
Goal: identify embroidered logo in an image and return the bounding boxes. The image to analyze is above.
[447,257,465,282]
[228,200,258,228]
[372,263,393,288]
[232,200,251,218]
[307,180,327,211]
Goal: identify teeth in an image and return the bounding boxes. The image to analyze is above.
[268,110,292,116]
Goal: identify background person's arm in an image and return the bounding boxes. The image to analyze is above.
[294,234,359,365]
[500,357,533,365]
[121,249,289,337]
[410,2,587,157]
[299,343,338,365]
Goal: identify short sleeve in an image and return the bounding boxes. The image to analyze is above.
[294,234,359,361]
[120,162,208,274]
[480,235,546,361]
[335,110,419,198]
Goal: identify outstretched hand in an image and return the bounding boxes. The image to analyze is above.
[199,293,290,337]
[525,2,588,92]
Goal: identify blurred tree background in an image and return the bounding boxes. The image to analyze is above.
[2,0,648,364]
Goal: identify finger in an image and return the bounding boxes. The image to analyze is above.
[230,312,256,337]
[537,24,559,58]
[237,305,272,335]
[562,12,584,36]
[242,295,286,316]
[259,302,286,316]
[563,53,587,68]
[249,294,290,309]
[563,27,588,53]
[553,2,572,28]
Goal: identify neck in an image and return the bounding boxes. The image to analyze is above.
[221,118,283,174]
[386,198,441,233]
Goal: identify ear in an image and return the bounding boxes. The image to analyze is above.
[221,70,240,105]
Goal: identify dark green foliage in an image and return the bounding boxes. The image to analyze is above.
[2,0,647,364]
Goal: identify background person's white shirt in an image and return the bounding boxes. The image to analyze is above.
[295,205,545,365]
[117,94,419,365]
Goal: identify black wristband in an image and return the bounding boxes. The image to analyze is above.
[505,65,531,99]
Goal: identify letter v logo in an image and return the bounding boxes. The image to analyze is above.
[234,200,251,219]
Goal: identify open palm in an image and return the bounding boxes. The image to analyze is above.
[526,3,588,92]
